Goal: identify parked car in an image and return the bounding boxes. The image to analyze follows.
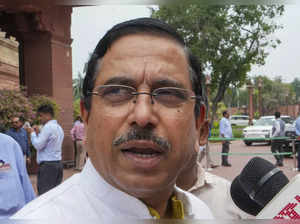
[242,115,295,146]
[230,115,250,126]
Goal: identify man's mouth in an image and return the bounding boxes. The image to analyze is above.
[121,147,163,158]
[119,141,166,169]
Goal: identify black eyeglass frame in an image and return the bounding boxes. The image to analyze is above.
[88,84,204,106]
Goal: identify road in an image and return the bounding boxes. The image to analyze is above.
[208,140,298,181]
[29,140,299,194]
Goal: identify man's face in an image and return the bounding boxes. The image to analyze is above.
[11,117,22,130]
[225,112,230,119]
[38,112,50,125]
[82,34,204,199]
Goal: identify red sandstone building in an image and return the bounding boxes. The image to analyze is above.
[0,3,74,162]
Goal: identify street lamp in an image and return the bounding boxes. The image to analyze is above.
[247,80,254,125]
[258,78,263,117]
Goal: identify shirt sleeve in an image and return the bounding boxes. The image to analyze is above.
[31,125,51,151]
[14,140,36,203]
[219,119,225,137]
[70,125,76,141]
[25,131,31,157]
[272,120,281,137]
[296,118,300,136]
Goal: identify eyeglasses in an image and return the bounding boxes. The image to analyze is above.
[88,84,203,108]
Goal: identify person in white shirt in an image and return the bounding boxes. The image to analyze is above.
[219,110,233,166]
[271,111,285,167]
[177,121,250,219]
[26,104,64,195]
[13,18,213,221]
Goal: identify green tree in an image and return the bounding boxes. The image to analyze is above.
[152,3,284,124]
[291,78,300,101]
[72,72,84,100]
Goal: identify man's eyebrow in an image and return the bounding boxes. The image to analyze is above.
[152,79,185,89]
[103,76,136,86]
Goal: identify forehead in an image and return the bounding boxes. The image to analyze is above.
[12,117,19,122]
[95,33,191,88]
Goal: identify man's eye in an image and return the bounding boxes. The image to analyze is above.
[156,88,187,99]
[99,86,133,103]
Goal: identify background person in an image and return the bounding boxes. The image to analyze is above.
[70,116,86,170]
[0,133,35,218]
[271,111,285,167]
[26,104,64,195]
[295,113,300,171]
[5,116,31,164]
[177,128,250,219]
[219,110,233,167]
[14,18,213,220]
[198,121,218,170]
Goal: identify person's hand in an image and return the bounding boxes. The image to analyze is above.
[33,125,40,134]
[26,157,31,165]
[25,127,34,134]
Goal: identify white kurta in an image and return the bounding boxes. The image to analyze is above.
[13,159,213,222]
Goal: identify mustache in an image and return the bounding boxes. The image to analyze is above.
[112,127,171,152]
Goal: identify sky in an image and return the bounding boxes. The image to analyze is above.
[71,4,300,83]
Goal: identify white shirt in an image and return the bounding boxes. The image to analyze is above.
[188,164,251,219]
[13,159,213,221]
[31,120,64,164]
[219,117,233,138]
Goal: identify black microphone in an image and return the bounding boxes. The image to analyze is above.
[230,157,289,216]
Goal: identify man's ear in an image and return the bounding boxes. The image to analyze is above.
[199,120,209,146]
[196,104,206,130]
[80,100,89,125]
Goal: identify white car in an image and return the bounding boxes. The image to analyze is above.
[243,115,295,146]
[230,115,250,126]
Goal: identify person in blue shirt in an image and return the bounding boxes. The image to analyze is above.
[26,104,64,195]
[219,110,233,167]
[295,114,300,171]
[5,116,31,164]
[0,133,35,218]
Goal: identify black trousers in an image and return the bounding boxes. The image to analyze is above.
[37,161,63,195]
[222,141,230,165]
[271,140,284,164]
[296,141,300,169]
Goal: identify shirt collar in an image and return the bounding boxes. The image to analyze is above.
[188,163,214,192]
[79,159,192,219]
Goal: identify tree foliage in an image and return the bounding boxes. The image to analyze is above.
[72,71,84,100]
[152,2,284,122]
[0,88,60,131]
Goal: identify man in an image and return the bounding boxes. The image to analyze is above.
[0,133,35,218]
[26,104,64,195]
[5,116,31,163]
[271,111,285,167]
[219,110,233,167]
[294,113,300,171]
[198,121,218,170]
[177,124,250,219]
[70,116,86,170]
[14,18,213,220]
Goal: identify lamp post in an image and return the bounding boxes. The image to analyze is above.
[247,81,254,125]
[258,78,263,117]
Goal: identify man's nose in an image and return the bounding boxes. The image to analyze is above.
[127,93,159,128]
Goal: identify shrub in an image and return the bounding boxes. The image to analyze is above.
[0,89,35,130]
[29,94,60,122]
[0,88,60,130]
[73,98,81,121]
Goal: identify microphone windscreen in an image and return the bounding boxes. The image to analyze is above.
[230,157,289,216]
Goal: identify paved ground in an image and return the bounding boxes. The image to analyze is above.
[208,140,298,181]
[29,140,299,194]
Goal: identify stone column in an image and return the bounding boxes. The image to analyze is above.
[247,83,254,125]
[18,7,74,162]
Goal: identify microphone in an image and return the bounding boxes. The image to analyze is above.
[230,157,300,219]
